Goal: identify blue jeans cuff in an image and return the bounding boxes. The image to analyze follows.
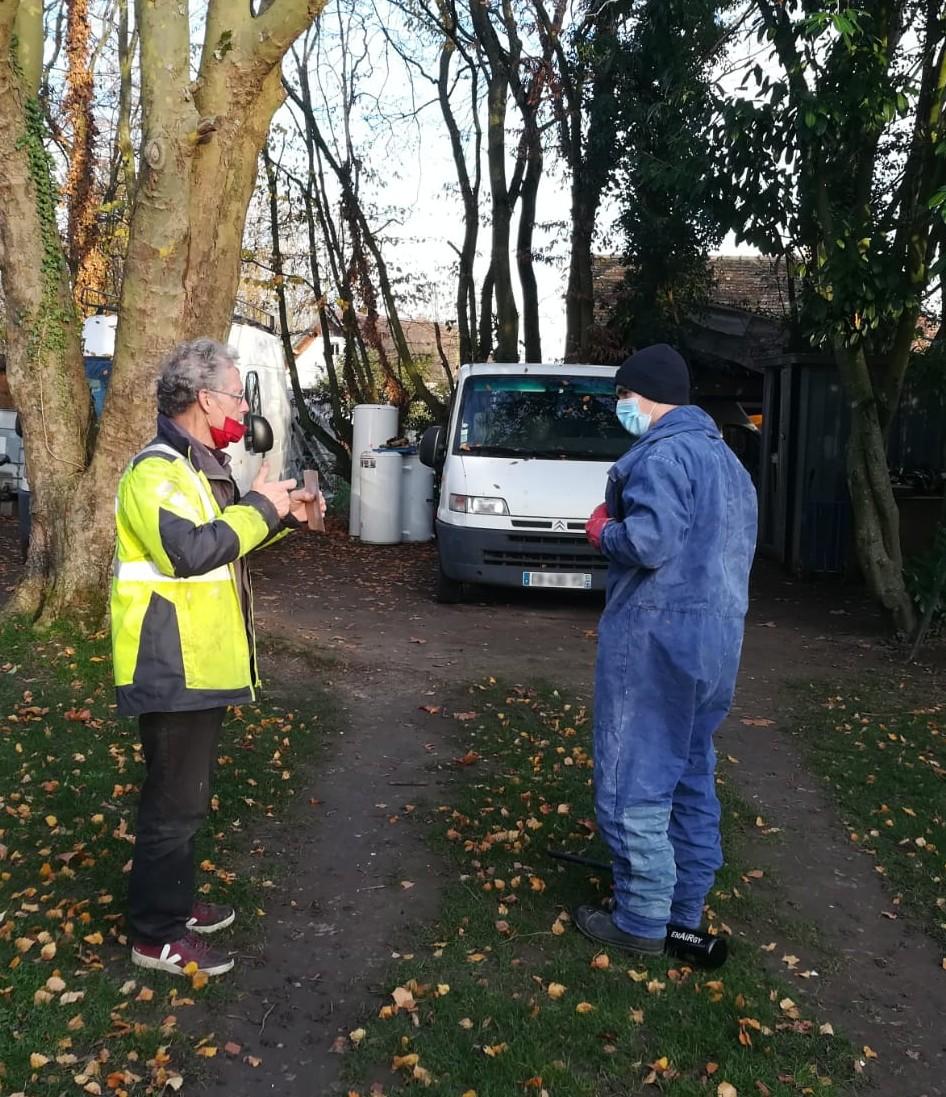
[612,906,667,939]
[669,902,704,929]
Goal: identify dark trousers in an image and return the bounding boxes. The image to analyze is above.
[128,708,224,944]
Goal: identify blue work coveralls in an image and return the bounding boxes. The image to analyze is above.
[594,405,758,938]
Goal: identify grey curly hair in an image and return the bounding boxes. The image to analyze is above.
[156,339,239,417]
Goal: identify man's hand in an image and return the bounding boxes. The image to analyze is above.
[287,487,324,525]
[586,501,611,550]
[251,463,298,519]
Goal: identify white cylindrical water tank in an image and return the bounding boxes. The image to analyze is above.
[359,449,403,544]
[401,453,434,542]
[349,404,399,537]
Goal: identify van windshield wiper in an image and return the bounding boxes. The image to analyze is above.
[460,444,534,457]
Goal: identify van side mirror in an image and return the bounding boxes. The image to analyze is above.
[419,425,445,470]
[245,413,274,455]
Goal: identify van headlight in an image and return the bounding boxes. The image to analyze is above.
[449,494,510,516]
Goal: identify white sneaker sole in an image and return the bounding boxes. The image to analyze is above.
[131,949,234,977]
[186,909,236,935]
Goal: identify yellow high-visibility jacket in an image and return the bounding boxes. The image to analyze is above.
[111,418,288,716]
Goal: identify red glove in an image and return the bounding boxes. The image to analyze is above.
[586,502,611,550]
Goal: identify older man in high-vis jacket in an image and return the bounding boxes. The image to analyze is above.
[576,344,757,957]
[112,338,315,978]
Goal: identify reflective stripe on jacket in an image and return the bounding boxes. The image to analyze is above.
[111,427,283,716]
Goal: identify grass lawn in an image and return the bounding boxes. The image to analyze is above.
[344,682,855,1097]
[792,679,946,951]
[0,618,324,1095]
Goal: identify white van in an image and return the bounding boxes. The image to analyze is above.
[419,363,627,602]
[81,315,294,495]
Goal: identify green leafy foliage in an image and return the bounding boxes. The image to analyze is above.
[606,1,734,349]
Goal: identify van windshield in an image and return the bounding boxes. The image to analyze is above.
[454,374,628,461]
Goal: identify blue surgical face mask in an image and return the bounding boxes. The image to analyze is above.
[616,396,652,437]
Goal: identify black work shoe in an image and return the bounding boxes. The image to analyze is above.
[572,904,665,955]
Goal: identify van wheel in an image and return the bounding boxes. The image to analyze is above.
[436,566,465,604]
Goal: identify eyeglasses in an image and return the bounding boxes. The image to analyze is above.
[205,387,245,403]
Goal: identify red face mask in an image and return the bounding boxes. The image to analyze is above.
[209,417,245,449]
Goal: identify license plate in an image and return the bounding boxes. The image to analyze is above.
[522,571,592,590]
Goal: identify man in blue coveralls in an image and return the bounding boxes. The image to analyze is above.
[575,344,758,956]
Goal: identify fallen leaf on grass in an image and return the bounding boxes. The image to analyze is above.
[863,1046,878,1060]
[196,1046,217,1058]
[547,983,566,999]
[30,1053,49,1069]
[483,1043,507,1057]
[455,751,481,766]
[349,1029,366,1046]
[629,1008,644,1024]
[392,986,417,1010]
[412,1064,433,1085]
[819,1023,835,1036]
[454,712,478,721]
[590,952,610,970]
[392,1053,419,1070]
[135,987,154,1002]
[717,1084,738,1097]
[575,1002,594,1014]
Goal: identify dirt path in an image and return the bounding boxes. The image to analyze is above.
[235,527,945,1097]
[2,513,944,1094]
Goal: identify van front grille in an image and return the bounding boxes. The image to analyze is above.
[483,534,607,571]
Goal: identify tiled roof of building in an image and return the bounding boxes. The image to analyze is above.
[592,253,794,320]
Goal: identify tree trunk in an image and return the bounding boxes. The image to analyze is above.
[263,145,349,475]
[483,71,519,362]
[479,264,495,362]
[836,345,917,635]
[437,36,480,365]
[2,0,324,625]
[516,134,542,363]
[0,17,93,621]
[565,180,597,362]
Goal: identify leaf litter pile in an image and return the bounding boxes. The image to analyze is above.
[343,682,855,1097]
[793,681,946,950]
[0,617,320,1094]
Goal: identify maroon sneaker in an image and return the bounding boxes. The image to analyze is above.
[131,932,234,977]
[186,901,236,935]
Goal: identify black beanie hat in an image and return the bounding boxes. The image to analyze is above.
[614,344,691,405]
